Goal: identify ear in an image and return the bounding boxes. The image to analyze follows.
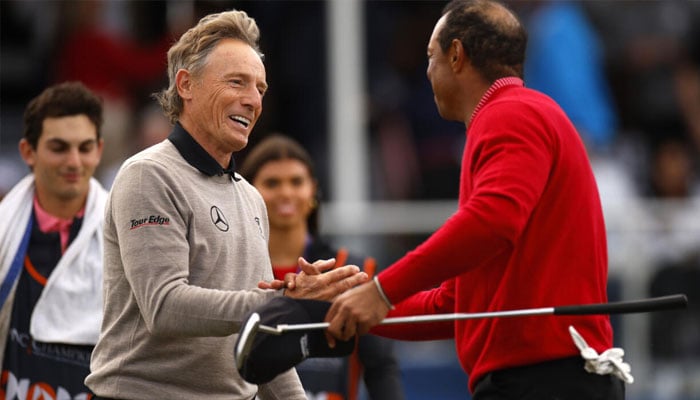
[450,39,465,72]
[175,68,194,100]
[95,138,105,162]
[18,138,36,168]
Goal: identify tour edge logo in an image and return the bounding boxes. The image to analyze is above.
[130,215,170,230]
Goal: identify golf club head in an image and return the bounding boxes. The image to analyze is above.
[235,312,261,371]
[234,297,356,384]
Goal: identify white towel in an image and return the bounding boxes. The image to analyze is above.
[0,174,108,345]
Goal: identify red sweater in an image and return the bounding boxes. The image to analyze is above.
[375,78,612,392]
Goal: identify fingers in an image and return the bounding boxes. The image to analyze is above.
[323,281,391,346]
[325,293,358,343]
[257,279,286,290]
[315,267,368,300]
[283,272,297,290]
[297,257,319,275]
[298,257,336,274]
[321,265,367,284]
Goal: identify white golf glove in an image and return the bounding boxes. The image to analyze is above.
[569,325,634,384]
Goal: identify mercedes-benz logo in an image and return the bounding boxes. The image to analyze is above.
[210,206,229,232]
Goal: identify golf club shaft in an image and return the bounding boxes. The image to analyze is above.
[272,294,687,333]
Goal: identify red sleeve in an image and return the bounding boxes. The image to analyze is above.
[378,103,555,305]
[370,279,456,340]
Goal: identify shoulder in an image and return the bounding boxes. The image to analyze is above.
[114,142,191,187]
[473,86,570,143]
[234,176,266,208]
[484,86,565,121]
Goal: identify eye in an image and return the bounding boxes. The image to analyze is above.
[262,178,280,189]
[48,142,69,153]
[291,177,305,187]
[79,141,96,153]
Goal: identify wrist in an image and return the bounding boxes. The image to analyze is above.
[373,276,394,310]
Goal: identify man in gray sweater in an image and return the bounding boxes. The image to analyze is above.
[85,9,368,400]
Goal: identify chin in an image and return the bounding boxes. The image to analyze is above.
[231,135,250,152]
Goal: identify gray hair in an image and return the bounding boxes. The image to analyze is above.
[153,10,263,124]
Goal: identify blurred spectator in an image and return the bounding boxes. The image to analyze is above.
[51,0,174,184]
[240,134,405,400]
[586,0,700,195]
[646,137,698,199]
[516,0,619,153]
[0,81,107,400]
[674,16,700,160]
[219,0,332,192]
[0,0,58,106]
[366,1,464,200]
[98,103,172,189]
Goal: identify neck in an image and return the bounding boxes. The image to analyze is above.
[179,118,233,168]
[34,189,86,220]
[464,83,491,124]
[268,224,308,267]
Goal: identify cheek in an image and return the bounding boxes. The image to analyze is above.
[82,152,103,168]
[298,189,315,211]
[258,188,276,205]
[33,151,61,170]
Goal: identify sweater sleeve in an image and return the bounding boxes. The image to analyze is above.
[379,102,555,305]
[257,368,306,400]
[371,279,455,340]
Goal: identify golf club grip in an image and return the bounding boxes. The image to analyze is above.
[553,294,687,315]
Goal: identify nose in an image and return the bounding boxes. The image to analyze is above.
[65,147,82,168]
[278,181,295,198]
[241,85,263,112]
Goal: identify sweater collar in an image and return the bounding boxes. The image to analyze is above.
[469,77,524,125]
[167,122,240,181]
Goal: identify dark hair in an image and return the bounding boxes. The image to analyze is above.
[239,134,321,236]
[23,81,103,148]
[440,0,527,81]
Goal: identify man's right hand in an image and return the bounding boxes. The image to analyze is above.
[283,257,369,301]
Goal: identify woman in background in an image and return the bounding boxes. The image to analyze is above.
[240,134,405,400]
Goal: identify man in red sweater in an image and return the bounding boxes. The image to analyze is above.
[325,0,625,398]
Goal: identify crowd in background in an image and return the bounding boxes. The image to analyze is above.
[2,0,699,199]
[1,1,699,399]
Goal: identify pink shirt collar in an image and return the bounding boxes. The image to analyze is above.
[33,196,85,253]
[469,77,524,125]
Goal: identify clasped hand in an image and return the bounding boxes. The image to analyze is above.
[258,257,368,301]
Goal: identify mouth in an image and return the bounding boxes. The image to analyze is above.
[275,203,296,217]
[62,172,81,183]
[230,115,251,129]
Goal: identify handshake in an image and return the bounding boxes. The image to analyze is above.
[258,256,368,301]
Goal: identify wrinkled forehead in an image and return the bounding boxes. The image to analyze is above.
[205,38,267,80]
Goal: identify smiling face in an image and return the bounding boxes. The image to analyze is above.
[179,38,268,163]
[19,114,103,216]
[252,158,317,233]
